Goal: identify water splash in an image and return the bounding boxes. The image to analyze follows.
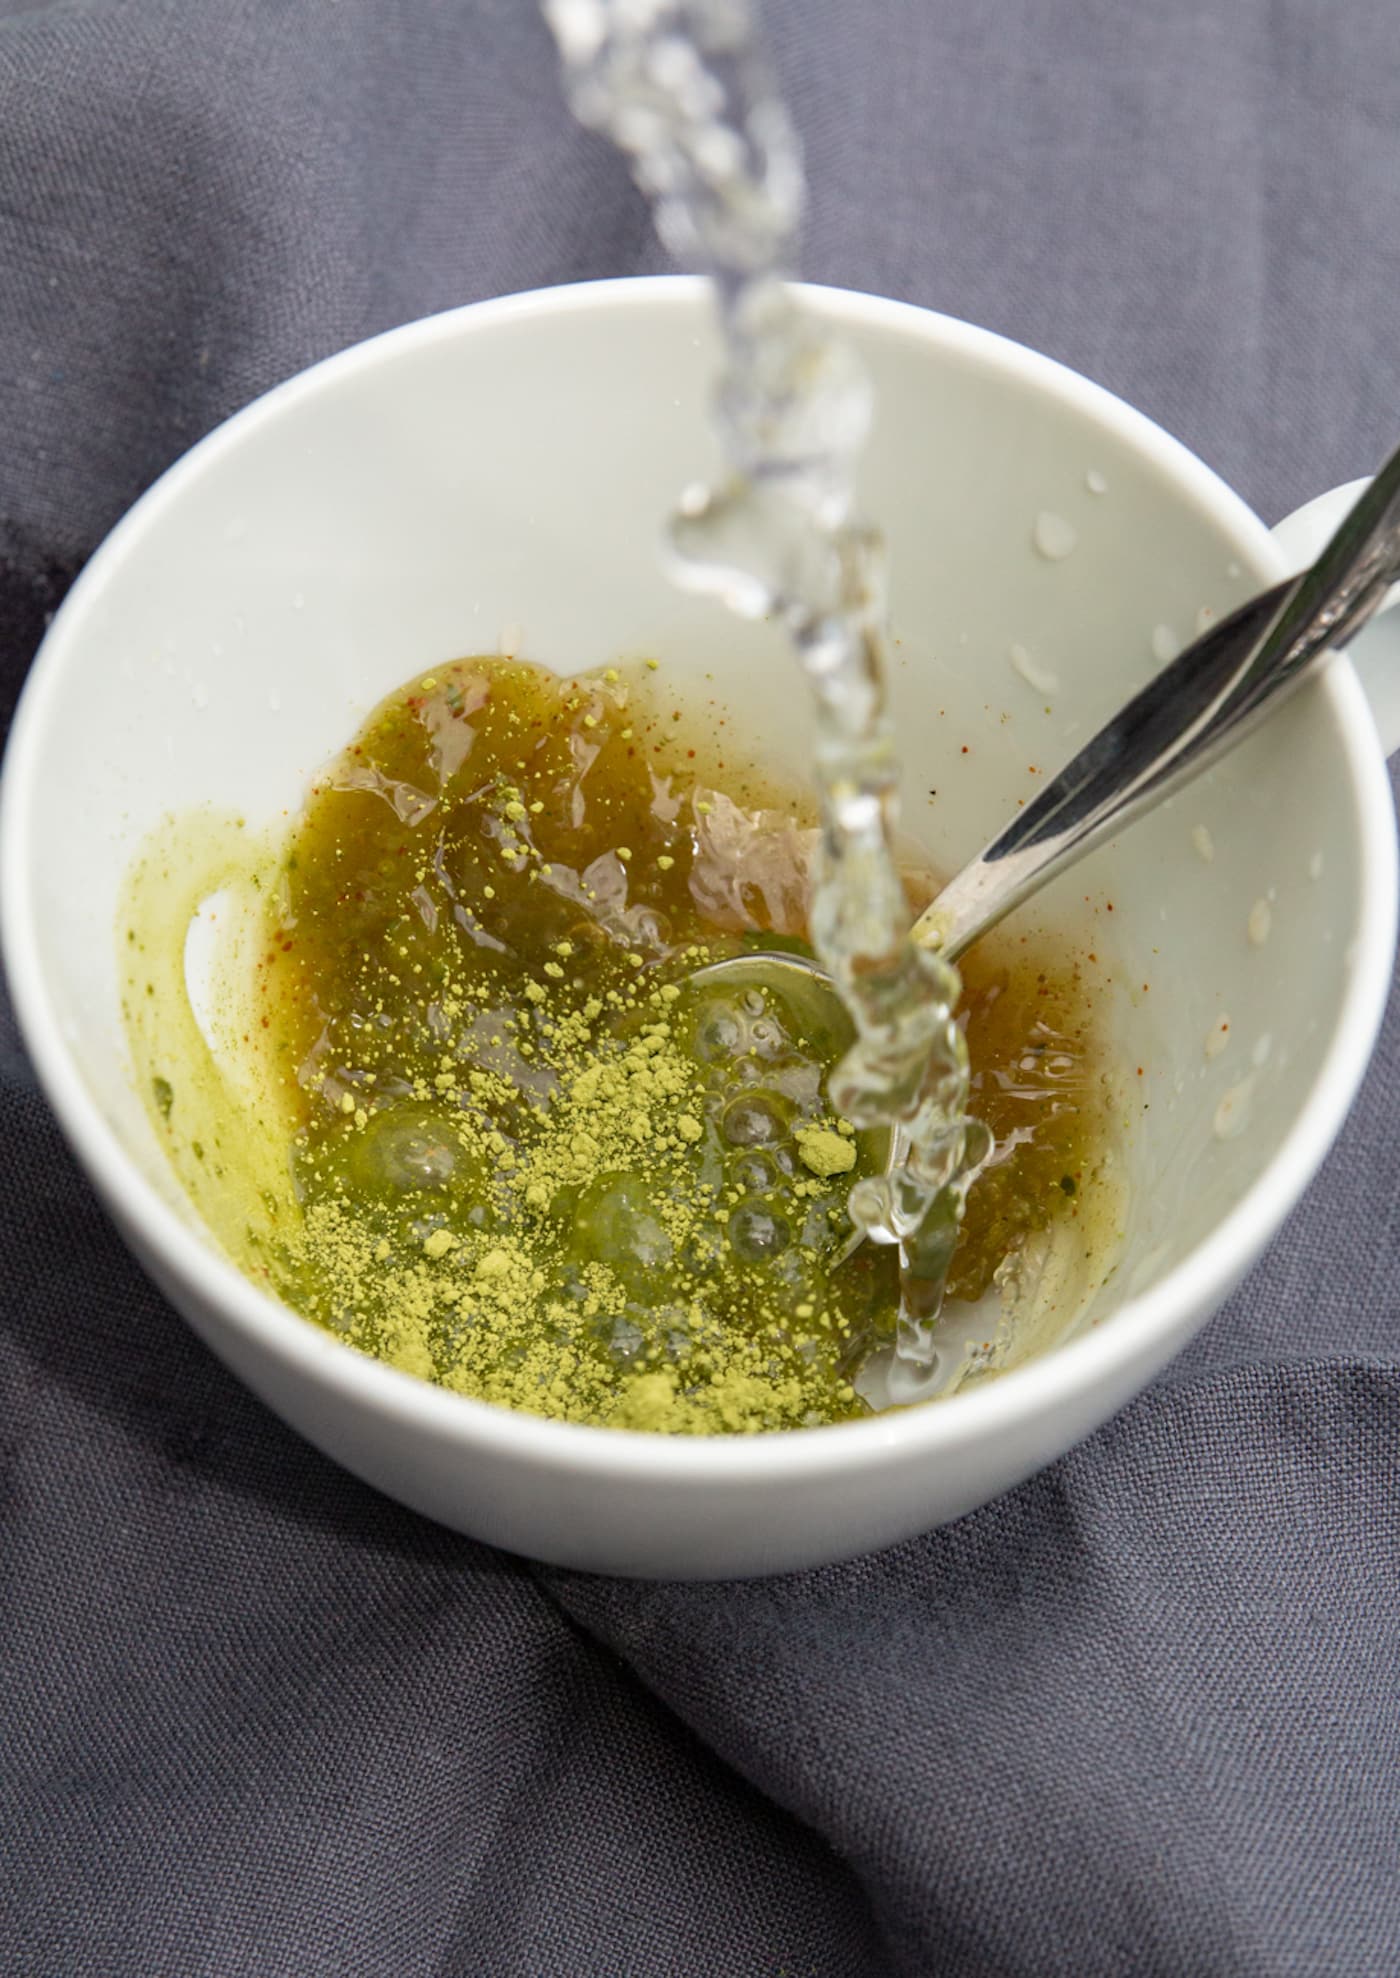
[544,0,990,1377]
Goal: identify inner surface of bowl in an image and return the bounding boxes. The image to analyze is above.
[5,280,1377,1400]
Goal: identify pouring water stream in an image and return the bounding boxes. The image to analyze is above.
[547,0,988,1390]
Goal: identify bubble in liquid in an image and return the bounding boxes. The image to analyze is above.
[747,1015,787,1058]
[728,1147,784,1193]
[348,1108,463,1194]
[728,1198,792,1261]
[689,993,746,1062]
[574,1171,675,1285]
[721,1089,792,1147]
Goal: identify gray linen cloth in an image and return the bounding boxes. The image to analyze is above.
[3,3,1398,1972]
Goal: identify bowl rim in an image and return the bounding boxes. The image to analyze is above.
[3,273,1396,1485]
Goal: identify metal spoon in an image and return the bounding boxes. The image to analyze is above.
[691,439,1400,1150]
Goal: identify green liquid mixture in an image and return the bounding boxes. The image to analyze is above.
[130,655,1113,1433]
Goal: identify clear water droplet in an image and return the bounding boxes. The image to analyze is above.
[1033,510,1078,561]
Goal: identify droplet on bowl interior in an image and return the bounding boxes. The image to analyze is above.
[1248,899,1272,947]
[1205,1015,1231,1060]
[1008,641,1060,695]
[1085,468,1108,495]
[1308,850,1324,880]
[1152,624,1181,664]
[1191,824,1215,863]
[1251,1033,1273,1069]
[1195,604,1218,636]
[1032,510,1078,561]
[1213,1076,1254,1140]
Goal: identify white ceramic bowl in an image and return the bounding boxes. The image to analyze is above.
[3,278,1396,1577]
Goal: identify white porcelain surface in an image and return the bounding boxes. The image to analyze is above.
[3,279,1395,1577]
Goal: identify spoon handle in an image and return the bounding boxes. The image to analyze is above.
[912,443,1400,964]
